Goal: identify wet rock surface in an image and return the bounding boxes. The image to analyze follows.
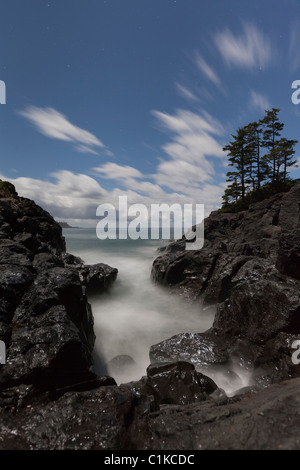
[141,361,218,406]
[2,182,300,449]
[130,377,300,450]
[1,373,300,449]
[151,184,300,386]
[0,184,118,398]
[78,263,118,295]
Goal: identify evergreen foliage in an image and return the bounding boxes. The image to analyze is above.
[221,108,298,212]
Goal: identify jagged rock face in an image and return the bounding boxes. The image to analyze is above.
[1,373,300,449]
[0,385,143,450]
[0,183,223,450]
[128,376,300,450]
[0,186,117,395]
[151,184,300,384]
[3,181,300,450]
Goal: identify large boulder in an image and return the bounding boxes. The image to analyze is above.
[141,361,217,406]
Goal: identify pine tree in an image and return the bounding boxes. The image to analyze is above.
[245,121,266,190]
[222,178,240,205]
[222,108,298,210]
[276,138,298,182]
[260,108,284,183]
[223,126,251,202]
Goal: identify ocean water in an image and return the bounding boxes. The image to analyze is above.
[63,228,252,394]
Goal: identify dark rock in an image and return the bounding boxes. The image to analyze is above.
[150,331,229,368]
[0,265,34,322]
[63,252,84,266]
[33,252,64,270]
[0,322,11,344]
[276,229,300,279]
[0,180,18,198]
[128,377,300,450]
[0,304,96,392]
[14,233,40,254]
[51,374,117,399]
[2,371,300,449]
[151,183,300,385]
[63,254,118,295]
[121,361,218,408]
[0,385,137,449]
[141,361,217,406]
[0,182,118,402]
[78,263,118,295]
[3,180,300,450]
[0,240,33,267]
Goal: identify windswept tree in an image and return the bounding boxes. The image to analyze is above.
[222,108,298,210]
[223,126,251,202]
[276,138,298,182]
[260,108,284,183]
[245,121,266,190]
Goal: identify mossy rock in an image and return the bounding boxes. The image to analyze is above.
[0,180,18,198]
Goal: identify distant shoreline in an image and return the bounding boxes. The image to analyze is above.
[57,221,80,229]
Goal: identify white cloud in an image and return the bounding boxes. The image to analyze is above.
[0,171,107,220]
[152,108,226,195]
[19,106,110,155]
[175,83,199,102]
[153,109,224,137]
[76,145,100,155]
[3,107,227,225]
[249,90,271,112]
[194,52,221,86]
[94,162,143,181]
[94,162,168,198]
[214,23,272,69]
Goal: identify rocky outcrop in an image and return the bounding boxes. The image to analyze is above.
[1,370,300,449]
[0,182,222,449]
[0,183,118,400]
[121,361,218,407]
[151,184,300,386]
[63,253,118,295]
[2,180,300,450]
[128,376,300,450]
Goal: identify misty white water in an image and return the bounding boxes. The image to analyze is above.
[64,228,253,394]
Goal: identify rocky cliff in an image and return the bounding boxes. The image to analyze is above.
[1,181,300,450]
[151,183,300,387]
[0,181,118,401]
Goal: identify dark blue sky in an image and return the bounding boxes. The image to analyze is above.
[1,0,300,224]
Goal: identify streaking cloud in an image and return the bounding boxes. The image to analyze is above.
[194,52,221,86]
[214,23,273,69]
[19,106,111,155]
[175,83,199,102]
[249,90,271,112]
